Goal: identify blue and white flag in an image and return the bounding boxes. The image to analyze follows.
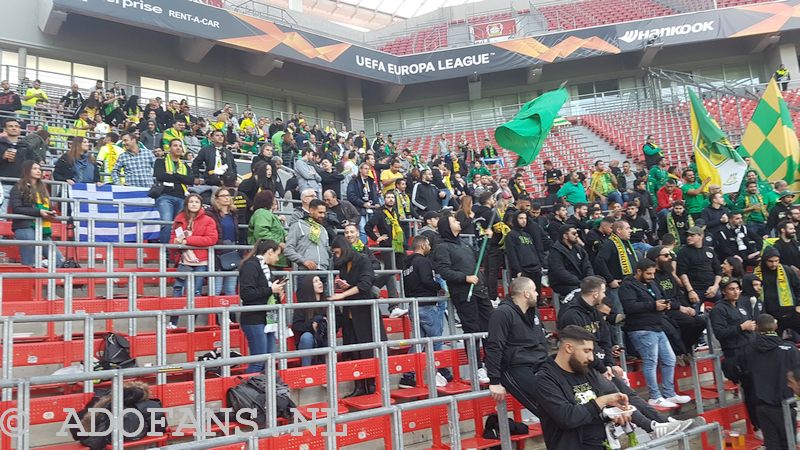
[68,183,160,242]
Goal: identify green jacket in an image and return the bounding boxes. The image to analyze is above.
[248,208,288,266]
[467,166,491,183]
[648,166,668,194]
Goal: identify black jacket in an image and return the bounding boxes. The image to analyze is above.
[192,145,237,187]
[8,183,46,231]
[767,202,793,234]
[547,217,567,244]
[676,245,722,292]
[238,256,275,325]
[619,276,666,332]
[557,296,614,373]
[320,170,344,198]
[403,253,439,299]
[53,155,100,184]
[775,238,800,269]
[365,207,403,251]
[584,229,607,259]
[594,236,638,283]
[338,252,386,344]
[153,158,194,199]
[531,358,615,450]
[624,213,650,244]
[484,299,548,384]
[547,241,594,296]
[701,205,729,236]
[346,176,379,216]
[506,227,542,275]
[0,138,33,178]
[411,180,441,216]
[714,224,761,259]
[433,218,485,296]
[709,300,754,355]
[738,333,800,406]
[759,262,800,318]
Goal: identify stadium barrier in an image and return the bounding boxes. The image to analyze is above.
[630,422,723,449]
[782,396,798,449]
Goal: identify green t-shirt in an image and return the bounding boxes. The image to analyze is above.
[557,181,588,204]
[735,193,767,223]
[681,182,708,214]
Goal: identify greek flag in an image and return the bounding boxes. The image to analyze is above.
[68,183,159,242]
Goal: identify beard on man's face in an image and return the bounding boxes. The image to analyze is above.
[568,354,590,375]
[657,260,673,274]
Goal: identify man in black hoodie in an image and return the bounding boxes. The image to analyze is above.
[548,225,594,298]
[473,191,504,302]
[433,213,494,383]
[757,246,800,335]
[399,235,451,388]
[767,190,796,235]
[486,277,549,408]
[738,314,800,449]
[530,325,631,450]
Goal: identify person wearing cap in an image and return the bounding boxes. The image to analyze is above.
[738,313,800,447]
[767,190,796,236]
[659,201,693,249]
[756,247,800,335]
[646,246,705,361]
[676,226,722,310]
[548,225,594,299]
[620,259,692,409]
[709,277,759,433]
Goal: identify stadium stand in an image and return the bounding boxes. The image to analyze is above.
[539,0,675,31]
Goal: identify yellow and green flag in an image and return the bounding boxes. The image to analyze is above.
[688,89,747,194]
[739,78,800,193]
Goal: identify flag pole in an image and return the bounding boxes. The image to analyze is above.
[466,208,498,303]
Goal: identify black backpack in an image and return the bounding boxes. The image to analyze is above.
[483,413,530,447]
[96,333,137,370]
[227,374,296,429]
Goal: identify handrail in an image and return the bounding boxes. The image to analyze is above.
[629,422,723,449]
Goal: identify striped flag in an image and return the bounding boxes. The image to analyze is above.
[68,183,160,242]
[688,89,746,194]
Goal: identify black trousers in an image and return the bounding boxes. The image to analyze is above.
[776,312,800,336]
[483,246,504,300]
[451,287,492,367]
[663,310,706,355]
[722,355,760,430]
[756,404,795,450]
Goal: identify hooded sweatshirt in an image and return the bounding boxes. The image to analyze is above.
[432,217,484,295]
[506,212,542,275]
[759,246,800,317]
[738,332,800,406]
[484,298,549,384]
[403,252,439,299]
[737,274,764,321]
[709,297,754,355]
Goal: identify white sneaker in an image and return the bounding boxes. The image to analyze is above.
[167,323,178,330]
[666,394,691,404]
[435,372,448,388]
[753,429,764,441]
[648,397,678,408]
[667,417,694,433]
[389,307,408,318]
[651,420,683,438]
[476,367,490,384]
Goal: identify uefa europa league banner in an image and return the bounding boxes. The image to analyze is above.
[54,0,800,85]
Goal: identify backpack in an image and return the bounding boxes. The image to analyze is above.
[96,333,137,370]
[197,348,243,376]
[483,413,530,449]
[227,374,296,428]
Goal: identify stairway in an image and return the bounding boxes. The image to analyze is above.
[570,124,630,163]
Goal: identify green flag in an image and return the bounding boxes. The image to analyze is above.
[495,87,568,167]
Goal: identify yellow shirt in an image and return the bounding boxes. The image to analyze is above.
[22,88,48,108]
[380,169,404,195]
[97,144,123,183]
[239,117,255,131]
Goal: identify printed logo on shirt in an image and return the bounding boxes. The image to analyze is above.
[706,252,714,259]
[738,308,748,316]
[583,321,601,334]
[659,278,674,292]
[573,383,597,405]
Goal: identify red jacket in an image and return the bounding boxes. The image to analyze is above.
[170,208,219,263]
[656,185,683,212]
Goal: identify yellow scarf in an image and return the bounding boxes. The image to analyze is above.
[352,239,365,252]
[306,218,322,245]
[165,157,188,195]
[383,208,404,253]
[755,264,793,307]
[610,234,637,276]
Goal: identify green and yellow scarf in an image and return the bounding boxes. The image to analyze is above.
[755,264,794,307]
[306,218,322,245]
[743,193,767,223]
[666,213,694,247]
[610,233,637,276]
[34,193,52,238]
[352,239,365,253]
[384,209,404,253]
[165,156,188,195]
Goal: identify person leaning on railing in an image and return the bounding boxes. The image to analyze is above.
[9,160,63,267]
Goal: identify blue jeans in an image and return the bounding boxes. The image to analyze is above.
[607,191,623,205]
[14,228,63,267]
[297,331,316,366]
[404,304,445,378]
[242,325,277,373]
[439,189,451,208]
[628,330,677,400]
[632,242,653,254]
[213,275,238,296]
[171,264,207,325]
[156,195,184,244]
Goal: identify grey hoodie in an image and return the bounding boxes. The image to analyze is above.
[284,218,331,270]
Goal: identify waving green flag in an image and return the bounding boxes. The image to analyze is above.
[495,87,569,167]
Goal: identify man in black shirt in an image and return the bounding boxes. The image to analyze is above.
[677,226,722,311]
[0,80,21,117]
[543,159,563,205]
[594,220,638,314]
[625,202,652,253]
[646,246,705,360]
[774,221,800,272]
[565,203,589,245]
[530,325,632,450]
[758,247,800,335]
[548,204,569,243]
[767,190,796,235]
[0,119,32,214]
[60,83,84,118]
[548,225,594,298]
[486,277,549,410]
[714,212,762,267]
[585,217,613,259]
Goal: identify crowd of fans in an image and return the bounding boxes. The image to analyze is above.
[2,79,800,447]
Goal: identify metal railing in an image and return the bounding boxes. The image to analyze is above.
[0,293,511,450]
